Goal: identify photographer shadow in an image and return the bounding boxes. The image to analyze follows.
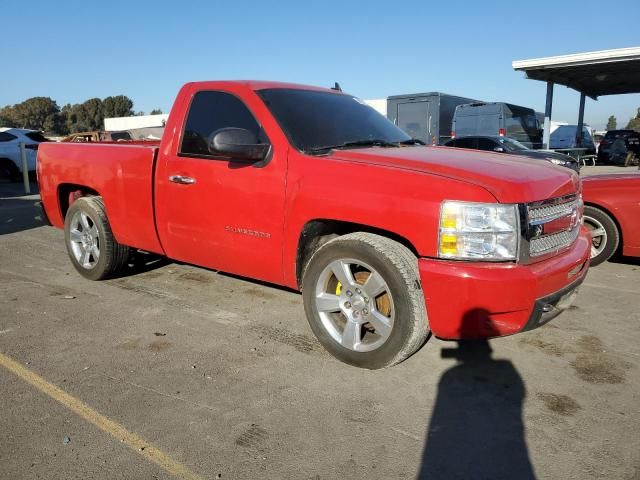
[418,309,536,480]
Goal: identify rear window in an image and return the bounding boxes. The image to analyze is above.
[0,132,18,142]
[24,132,48,142]
[109,131,132,141]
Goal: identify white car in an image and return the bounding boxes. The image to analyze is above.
[0,128,48,180]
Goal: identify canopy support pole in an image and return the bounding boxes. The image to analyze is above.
[543,81,554,149]
[576,92,586,147]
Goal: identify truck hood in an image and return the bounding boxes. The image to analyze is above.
[328,146,580,203]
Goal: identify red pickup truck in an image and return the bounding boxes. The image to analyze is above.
[38,81,591,368]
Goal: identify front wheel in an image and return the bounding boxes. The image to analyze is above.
[301,232,429,369]
[583,205,619,266]
[64,196,132,280]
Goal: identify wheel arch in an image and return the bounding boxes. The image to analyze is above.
[57,183,100,220]
[295,219,419,287]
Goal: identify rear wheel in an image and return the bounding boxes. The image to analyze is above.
[0,159,20,182]
[583,205,619,266]
[64,196,131,280]
[301,232,429,369]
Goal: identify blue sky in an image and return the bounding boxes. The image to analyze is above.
[3,0,639,129]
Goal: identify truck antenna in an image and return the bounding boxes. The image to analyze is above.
[331,82,342,92]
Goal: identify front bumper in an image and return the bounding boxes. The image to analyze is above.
[419,226,591,339]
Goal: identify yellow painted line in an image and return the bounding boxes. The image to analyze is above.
[0,352,204,480]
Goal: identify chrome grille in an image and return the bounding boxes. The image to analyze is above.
[528,197,580,224]
[525,194,581,259]
[530,226,580,257]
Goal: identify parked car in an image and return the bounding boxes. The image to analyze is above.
[0,127,48,180]
[443,136,580,172]
[549,125,596,155]
[452,102,543,149]
[37,81,590,369]
[582,174,640,265]
[61,131,132,143]
[597,130,640,165]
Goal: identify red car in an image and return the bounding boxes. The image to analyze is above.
[582,174,640,265]
[37,81,590,368]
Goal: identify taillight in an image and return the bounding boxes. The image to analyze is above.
[451,131,456,139]
[498,128,505,136]
[431,135,436,146]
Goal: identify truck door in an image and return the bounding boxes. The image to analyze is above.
[397,102,430,143]
[154,89,287,284]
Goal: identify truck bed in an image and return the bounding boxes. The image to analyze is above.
[38,142,164,254]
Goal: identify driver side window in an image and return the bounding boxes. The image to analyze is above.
[180,91,264,157]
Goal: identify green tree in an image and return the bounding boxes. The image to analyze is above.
[0,106,16,128]
[102,95,134,118]
[0,97,63,133]
[2,94,137,134]
[627,108,640,133]
[606,115,617,130]
[150,108,163,115]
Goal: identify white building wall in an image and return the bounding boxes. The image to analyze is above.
[104,114,169,131]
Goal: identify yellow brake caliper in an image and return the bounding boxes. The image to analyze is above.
[336,272,391,317]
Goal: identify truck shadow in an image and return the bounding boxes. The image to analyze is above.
[609,255,640,267]
[121,251,172,276]
[418,309,536,479]
[0,182,43,235]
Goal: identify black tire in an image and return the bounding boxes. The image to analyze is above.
[301,232,429,369]
[64,196,132,280]
[583,205,619,267]
[0,158,20,182]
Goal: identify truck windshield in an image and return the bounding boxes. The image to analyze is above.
[257,88,412,154]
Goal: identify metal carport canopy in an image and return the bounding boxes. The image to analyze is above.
[512,46,640,149]
[512,47,640,99]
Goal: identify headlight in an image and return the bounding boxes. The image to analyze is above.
[438,201,519,260]
[549,158,566,166]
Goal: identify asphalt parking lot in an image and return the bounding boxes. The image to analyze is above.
[0,175,639,480]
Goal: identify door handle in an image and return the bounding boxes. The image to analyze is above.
[169,175,196,185]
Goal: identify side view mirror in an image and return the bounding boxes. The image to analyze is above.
[493,146,505,153]
[208,127,270,161]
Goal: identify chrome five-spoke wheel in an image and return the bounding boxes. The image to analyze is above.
[583,215,607,259]
[314,258,394,352]
[582,205,620,266]
[68,211,100,269]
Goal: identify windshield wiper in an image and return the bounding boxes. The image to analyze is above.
[306,139,401,154]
